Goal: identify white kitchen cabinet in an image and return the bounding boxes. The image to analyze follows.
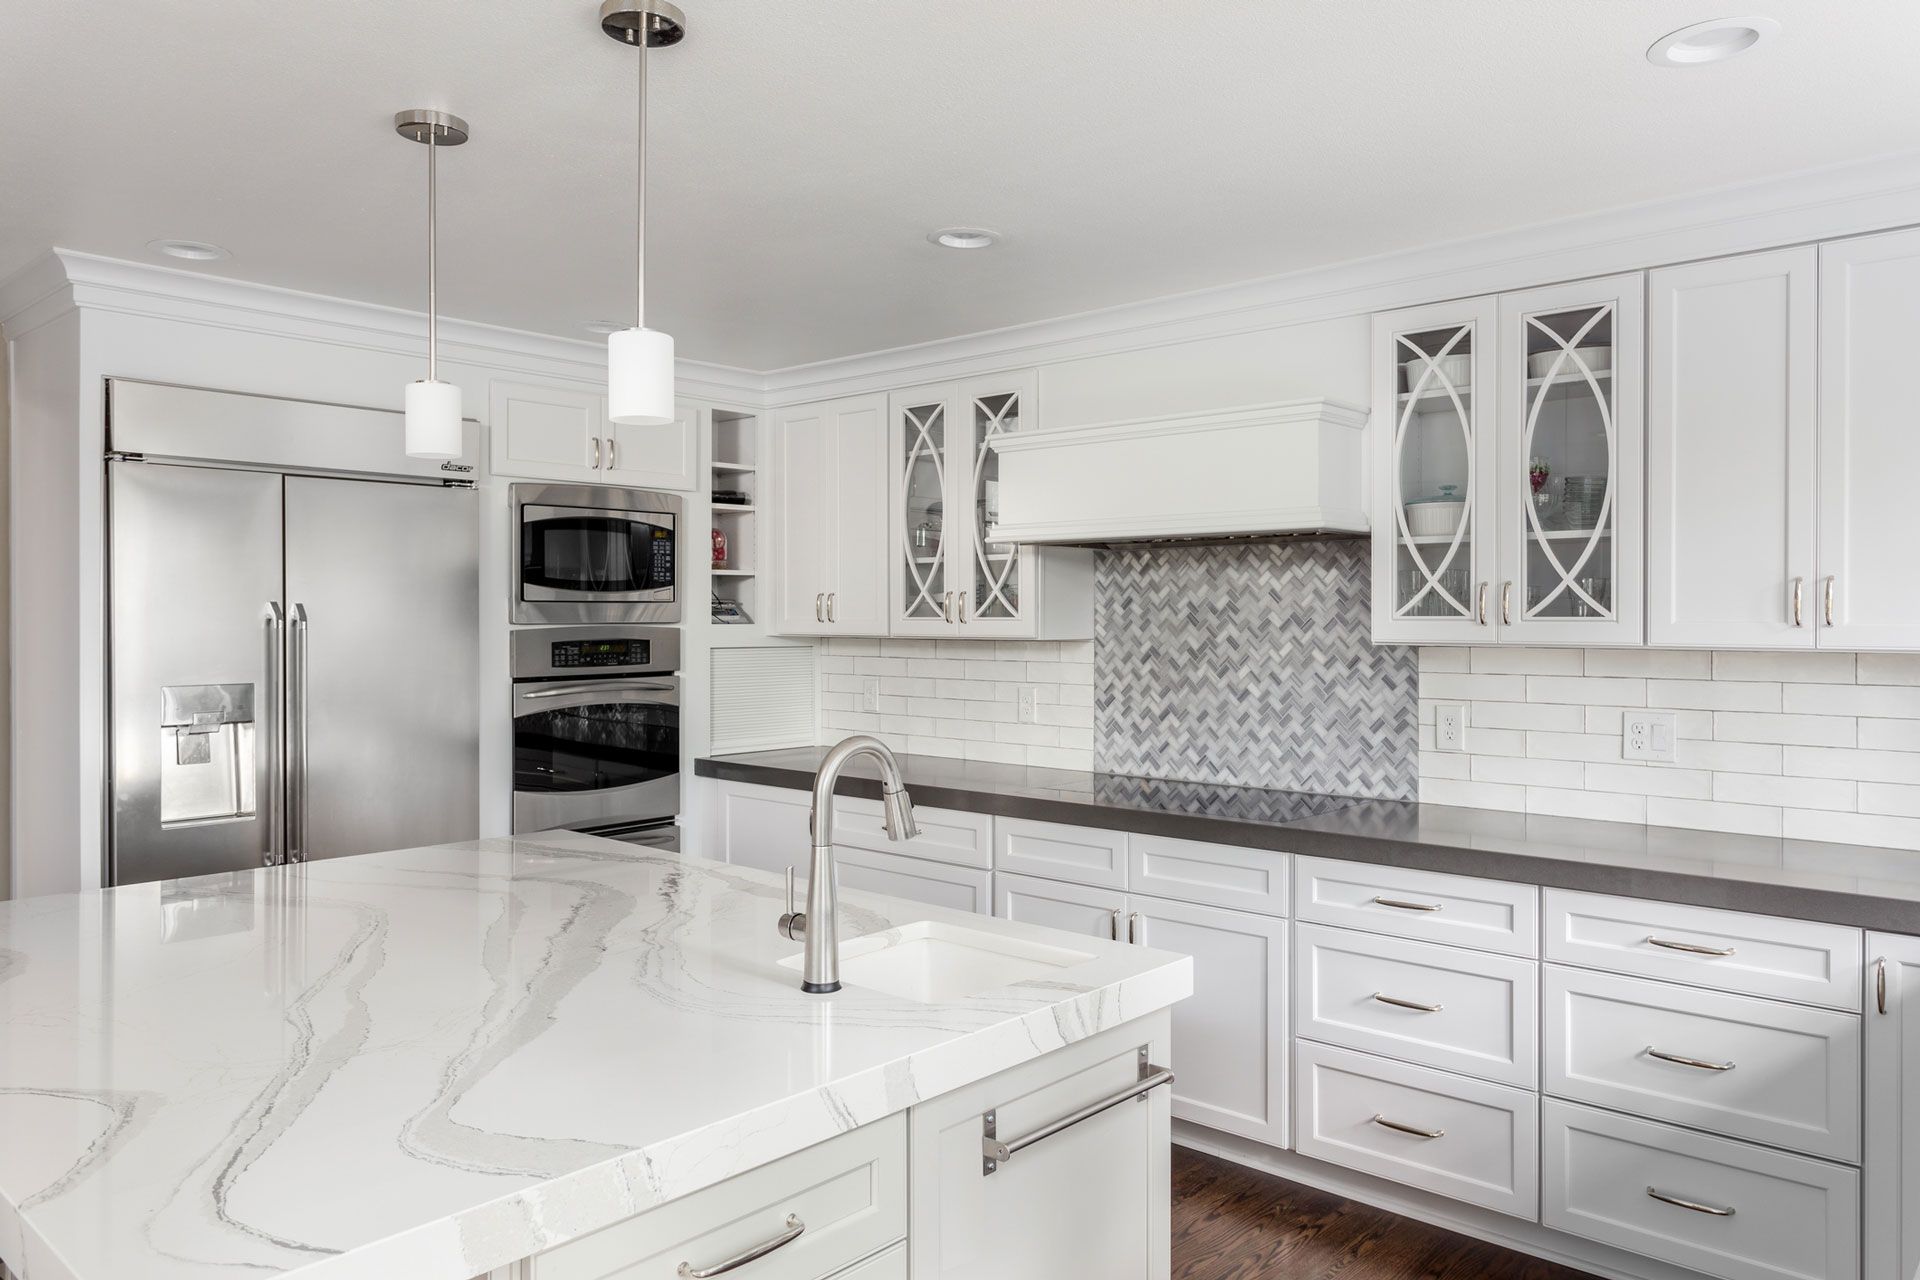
[995,871,1126,941]
[769,395,889,636]
[1373,275,1644,646]
[909,1012,1172,1280]
[489,380,698,490]
[887,373,1092,640]
[1648,248,1819,648]
[1866,933,1920,1280]
[1818,229,1920,650]
[1129,894,1290,1149]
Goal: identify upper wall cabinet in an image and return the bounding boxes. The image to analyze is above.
[1373,274,1644,646]
[1648,248,1818,648]
[888,373,1092,640]
[768,394,889,636]
[489,379,699,490]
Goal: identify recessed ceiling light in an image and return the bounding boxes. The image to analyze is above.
[583,320,629,335]
[146,238,230,262]
[1646,16,1779,67]
[928,227,1000,250]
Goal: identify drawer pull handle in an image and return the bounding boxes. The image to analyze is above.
[1646,1186,1735,1218]
[1370,1114,1445,1140]
[677,1214,805,1277]
[1647,935,1735,957]
[982,1048,1174,1175]
[1647,1047,1736,1073]
[1373,896,1443,913]
[1877,957,1889,1016]
[1373,992,1445,1013]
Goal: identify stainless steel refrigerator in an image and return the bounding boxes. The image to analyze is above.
[106,379,480,887]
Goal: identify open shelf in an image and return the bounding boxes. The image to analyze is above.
[710,460,757,474]
[711,502,756,514]
[711,567,754,577]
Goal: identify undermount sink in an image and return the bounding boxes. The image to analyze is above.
[779,920,1097,1003]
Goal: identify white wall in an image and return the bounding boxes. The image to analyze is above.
[0,338,11,900]
[1420,647,1920,850]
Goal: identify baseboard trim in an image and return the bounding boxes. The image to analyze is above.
[1173,1121,1709,1280]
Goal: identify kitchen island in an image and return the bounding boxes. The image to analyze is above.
[0,833,1191,1280]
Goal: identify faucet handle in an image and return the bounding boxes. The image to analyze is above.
[778,867,806,941]
[786,866,796,916]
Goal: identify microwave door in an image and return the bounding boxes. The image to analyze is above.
[521,507,673,600]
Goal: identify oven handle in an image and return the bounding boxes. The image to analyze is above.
[514,680,681,712]
[520,682,677,700]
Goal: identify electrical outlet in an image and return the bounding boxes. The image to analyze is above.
[1017,686,1039,724]
[1623,710,1678,763]
[862,677,880,713]
[1434,704,1467,752]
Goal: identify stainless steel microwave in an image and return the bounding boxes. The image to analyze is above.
[512,483,682,624]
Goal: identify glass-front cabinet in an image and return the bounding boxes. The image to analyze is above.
[1372,276,1644,645]
[888,372,1041,637]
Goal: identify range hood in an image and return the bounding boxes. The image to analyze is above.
[987,398,1370,547]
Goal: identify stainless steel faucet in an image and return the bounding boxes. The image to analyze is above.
[778,735,919,993]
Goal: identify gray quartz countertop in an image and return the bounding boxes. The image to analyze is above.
[697,748,1920,935]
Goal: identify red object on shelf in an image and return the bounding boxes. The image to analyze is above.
[711,526,729,569]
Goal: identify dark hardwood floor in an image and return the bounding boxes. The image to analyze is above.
[1172,1148,1598,1280]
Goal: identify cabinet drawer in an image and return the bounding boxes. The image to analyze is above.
[1543,966,1861,1162]
[994,871,1126,940]
[832,848,993,917]
[834,796,992,869]
[1294,924,1537,1088]
[829,1245,906,1279]
[1293,1040,1539,1220]
[1295,856,1538,956]
[531,1114,905,1280]
[1543,890,1862,1010]
[1128,833,1288,915]
[1543,1100,1860,1280]
[993,817,1127,889]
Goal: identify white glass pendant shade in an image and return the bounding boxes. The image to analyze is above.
[607,326,676,425]
[405,378,463,458]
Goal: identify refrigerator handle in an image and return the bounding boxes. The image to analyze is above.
[265,603,287,866]
[289,603,310,864]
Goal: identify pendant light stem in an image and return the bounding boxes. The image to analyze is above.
[427,124,439,381]
[635,35,648,330]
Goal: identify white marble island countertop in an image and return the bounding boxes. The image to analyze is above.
[0,835,1191,1280]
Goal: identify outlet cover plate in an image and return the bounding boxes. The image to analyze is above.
[1623,710,1678,763]
[1017,686,1039,724]
[862,677,881,713]
[1434,704,1466,752]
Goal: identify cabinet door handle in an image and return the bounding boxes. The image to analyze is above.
[814,592,824,624]
[1877,957,1889,1015]
[1646,1187,1735,1217]
[1373,993,1445,1013]
[676,1214,805,1277]
[1647,1047,1735,1072]
[1373,895,1443,913]
[1647,935,1735,957]
[1127,911,1143,945]
[1371,1114,1445,1140]
[1109,909,1122,941]
[980,1050,1174,1175]
[606,438,617,470]
[1501,580,1513,626]
[590,436,602,469]
[942,591,954,624]
[958,593,969,623]
[827,593,836,624]
[1824,575,1837,627]
[1792,576,1805,627]
[1477,581,1489,625]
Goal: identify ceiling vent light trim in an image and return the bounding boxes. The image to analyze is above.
[395,108,470,460]
[1647,16,1779,66]
[147,239,230,262]
[929,228,1000,250]
[600,0,685,428]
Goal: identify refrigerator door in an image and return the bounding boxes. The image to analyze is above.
[109,462,284,886]
[283,476,478,861]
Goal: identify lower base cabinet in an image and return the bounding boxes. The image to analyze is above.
[529,1114,906,1280]
[1543,1099,1860,1280]
[909,1012,1172,1280]
[1293,1039,1539,1220]
[1867,933,1920,1280]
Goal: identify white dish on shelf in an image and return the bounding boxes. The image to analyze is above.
[1401,353,1470,393]
[1406,499,1466,538]
[1529,348,1611,379]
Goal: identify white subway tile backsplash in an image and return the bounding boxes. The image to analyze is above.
[1420,645,1920,853]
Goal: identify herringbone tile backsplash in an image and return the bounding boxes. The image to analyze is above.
[1094,540,1420,798]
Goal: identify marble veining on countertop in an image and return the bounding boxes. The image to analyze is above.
[698,748,1920,934]
[0,834,1190,1280]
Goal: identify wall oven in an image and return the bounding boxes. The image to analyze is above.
[512,482,681,624]
[511,625,680,843]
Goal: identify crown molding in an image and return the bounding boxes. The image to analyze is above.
[754,149,1920,406]
[0,250,768,403]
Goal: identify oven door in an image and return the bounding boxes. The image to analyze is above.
[511,677,680,835]
[515,492,679,624]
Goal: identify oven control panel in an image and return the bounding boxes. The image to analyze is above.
[550,638,649,669]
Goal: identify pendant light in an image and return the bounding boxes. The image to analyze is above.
[394,108,470,459]
[600,0,684,426]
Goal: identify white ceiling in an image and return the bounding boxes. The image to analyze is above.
[5,1,1920,371]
